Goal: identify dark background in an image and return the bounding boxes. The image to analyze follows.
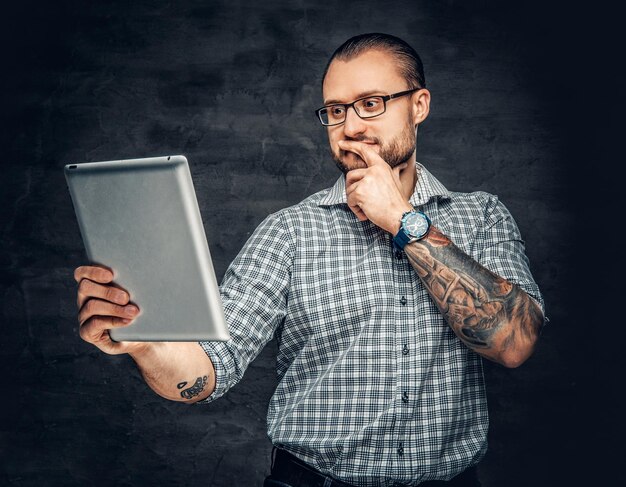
[1,0,621,486]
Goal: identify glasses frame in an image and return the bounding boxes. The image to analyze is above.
[315,88,420,126]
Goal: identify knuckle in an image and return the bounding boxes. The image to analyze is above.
[78,278,92,295]
[74,266,84,282]
[78,320,93,342]
[104,286,120,303]
[83,298,98,316]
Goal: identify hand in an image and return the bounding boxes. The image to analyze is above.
[74,265,148,355]
[339,140,413,234]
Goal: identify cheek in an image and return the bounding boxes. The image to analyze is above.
[327,130,343,152]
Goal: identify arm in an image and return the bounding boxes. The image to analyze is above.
[74,265,215,403]
[339,140,544,367]
[404,225,544,367]
[129,342,215,403]
[74,211,293,403]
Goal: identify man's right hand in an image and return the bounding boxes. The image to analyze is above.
[73,265,216,402]
[74,265,147,356]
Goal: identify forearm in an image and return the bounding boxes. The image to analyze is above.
[129,342,216,403]
[405,225,544,367]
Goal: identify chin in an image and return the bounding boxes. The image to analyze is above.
[346,157,367,169]
[335,156,366,174]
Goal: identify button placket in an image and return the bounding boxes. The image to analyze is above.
[391,237,413,468]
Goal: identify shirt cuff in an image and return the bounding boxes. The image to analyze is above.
[194,341,230,405]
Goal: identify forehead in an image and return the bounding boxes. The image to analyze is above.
[322,49,405,102]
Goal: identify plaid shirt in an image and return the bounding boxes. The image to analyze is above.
[199,162,544,486]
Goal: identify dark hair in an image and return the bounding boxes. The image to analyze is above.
[322,33,426,90]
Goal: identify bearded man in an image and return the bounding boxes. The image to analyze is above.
[74,33,545,486]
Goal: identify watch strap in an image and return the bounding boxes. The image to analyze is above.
[392,226,412,250]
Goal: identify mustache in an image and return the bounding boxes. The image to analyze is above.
[339,136,381,157]
[343,135,381,145]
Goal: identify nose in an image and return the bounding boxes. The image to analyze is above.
[342,105,366,139]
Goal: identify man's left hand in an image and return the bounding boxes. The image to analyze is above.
[340,140,413,234]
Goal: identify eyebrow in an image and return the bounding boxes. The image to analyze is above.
[323,89,386,106]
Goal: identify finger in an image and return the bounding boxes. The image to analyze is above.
[77,279,130,309]
[392,162,409,186]
[392,162,409,176]
[337,140,385,168]
[78,298,140,327]
[349,205,368,221]
[355,209,368,221]
[346,181,358,198]
[345,168,367,187]
[345,169,367,200]
[74,265,114,284]
[79,316,135,353]
[346,190,368,221]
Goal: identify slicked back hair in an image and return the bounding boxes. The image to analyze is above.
[322,33,426,90]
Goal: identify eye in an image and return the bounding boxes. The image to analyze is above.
[330,105,345,116]
[361,97,382,111]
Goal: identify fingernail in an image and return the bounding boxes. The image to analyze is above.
[125,305,138,316]
[121,318,132,324]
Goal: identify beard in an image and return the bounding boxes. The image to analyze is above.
[331,118,417,174]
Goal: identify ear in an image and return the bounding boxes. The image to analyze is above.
[411,89,431,126]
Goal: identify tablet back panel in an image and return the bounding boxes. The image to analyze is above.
[65,155,230,342]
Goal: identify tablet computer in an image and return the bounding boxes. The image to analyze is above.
[64,155,230,342]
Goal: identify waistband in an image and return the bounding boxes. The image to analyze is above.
[268,447,480,487]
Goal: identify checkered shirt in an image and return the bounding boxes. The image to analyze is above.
[199,162,544,486]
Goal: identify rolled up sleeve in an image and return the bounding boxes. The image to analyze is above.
[196,212,293,404]
[476,195,546,318]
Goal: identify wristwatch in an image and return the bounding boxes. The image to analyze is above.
[392,210,431,250]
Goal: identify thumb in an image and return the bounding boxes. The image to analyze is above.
[392,162,409,184]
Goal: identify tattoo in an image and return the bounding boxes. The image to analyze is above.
[405,226,542,353]
[179,376,208,399]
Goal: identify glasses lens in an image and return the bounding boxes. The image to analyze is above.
[354,97,385,118]
[319,105,346,125]
[318,108,329,125]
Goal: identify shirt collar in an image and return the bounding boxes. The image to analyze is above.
[318,161,451,208]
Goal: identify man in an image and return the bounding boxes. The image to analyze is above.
[74,33,544,486]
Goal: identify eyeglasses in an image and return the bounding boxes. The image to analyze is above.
[315,88,420,126]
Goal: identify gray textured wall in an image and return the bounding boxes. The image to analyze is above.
[1,0,620,486]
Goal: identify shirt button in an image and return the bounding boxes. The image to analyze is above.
[402,391,409,403]
[397,445,404,456]
[402,345,409,355]
[400,296,407,306]
[395,250,403,260]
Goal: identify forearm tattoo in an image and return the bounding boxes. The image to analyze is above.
[177,376,208,399]
[405,226,543,351]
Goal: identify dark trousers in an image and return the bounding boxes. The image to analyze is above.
[264,447,481,487]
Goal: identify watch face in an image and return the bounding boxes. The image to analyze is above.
[403,212,429,239]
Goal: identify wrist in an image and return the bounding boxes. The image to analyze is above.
[387,203,414,235]
[392,208,431,250]
[128,341,160,361]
